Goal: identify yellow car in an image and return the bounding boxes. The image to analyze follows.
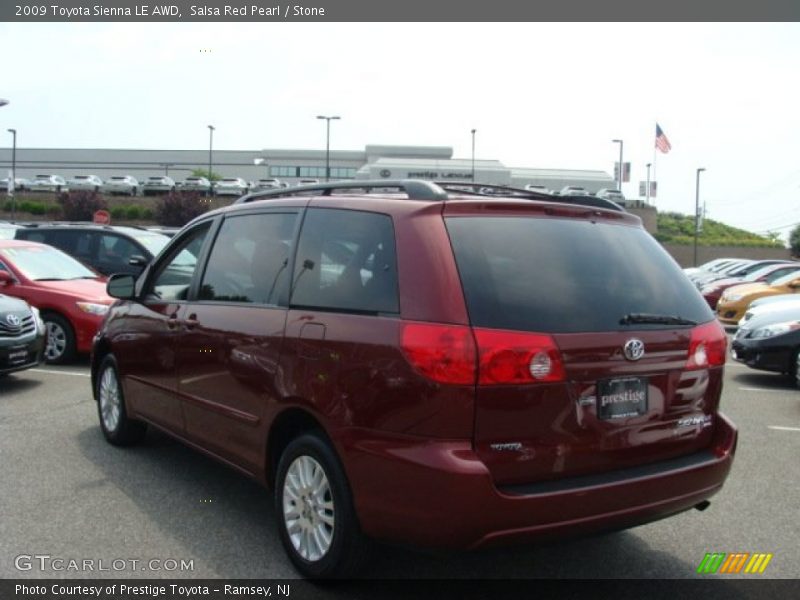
[716,272,800,324]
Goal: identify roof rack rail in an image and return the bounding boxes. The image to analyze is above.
[435,182,625,212]
[234,179,449,204]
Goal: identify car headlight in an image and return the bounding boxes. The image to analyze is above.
[750,320,800,339]
[30,306,46,335]
[76,302,110,316]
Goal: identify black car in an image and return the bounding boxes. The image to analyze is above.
[731,306,800,387]
[14,224,170,277]
[0,294,45,377]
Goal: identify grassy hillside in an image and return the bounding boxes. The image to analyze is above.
[654,212,784,248]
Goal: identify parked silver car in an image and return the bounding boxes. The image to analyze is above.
[181,176,212,195]
[30,174,68,193]
[595,188,626,202]
[213,177,249,196]
[68,174,104,193]
[524,184,550,194]
[253,178,282,191]
[560,185,590,196]
[0,177,32,193]
[104,175,139,196]
[143,176,176,196]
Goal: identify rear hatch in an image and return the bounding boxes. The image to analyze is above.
[444,204,726,486]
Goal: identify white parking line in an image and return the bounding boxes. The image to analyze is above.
[768,426,800,432]
[30,369,90,378]
[738,387,785,393]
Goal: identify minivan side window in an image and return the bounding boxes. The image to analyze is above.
[198,212,297,305]
[291,208,399,314]
[148,224,210,302]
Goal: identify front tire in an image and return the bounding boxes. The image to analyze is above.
[96,355,147,446]
[43,313,75,364]
[275,432,370,579]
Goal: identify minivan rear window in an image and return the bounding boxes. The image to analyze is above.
[445,217,714,333]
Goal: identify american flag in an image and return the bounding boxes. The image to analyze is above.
[655,124,672,153]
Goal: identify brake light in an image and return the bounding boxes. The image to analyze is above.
[400,322,476,384]
[687,320,727,369]
[474,328,565,384]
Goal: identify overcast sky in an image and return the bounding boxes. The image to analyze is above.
[1,22,799,239]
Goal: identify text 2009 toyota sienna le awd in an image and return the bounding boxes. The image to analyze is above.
[91,181,737,578]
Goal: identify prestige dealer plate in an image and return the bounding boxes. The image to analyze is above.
[597,376,648,420]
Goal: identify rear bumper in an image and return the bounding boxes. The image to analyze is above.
[338,412,737,549]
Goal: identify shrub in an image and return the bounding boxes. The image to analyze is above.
[126,205,142,220]
[141,207,154,220]
[154,191,209,227]
[56,191,108,221]
[110,206,127,220]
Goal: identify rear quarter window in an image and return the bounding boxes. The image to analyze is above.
[445,216,714,333]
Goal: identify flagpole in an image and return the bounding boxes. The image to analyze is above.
[652,123,658,202]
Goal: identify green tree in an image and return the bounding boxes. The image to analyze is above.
[191,168,222,182]
[790,224,800,256]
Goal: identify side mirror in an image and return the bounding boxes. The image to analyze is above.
[0,271,13,286]
[128,255,148,268]
[789,279,800,289]
[107,273,136,299]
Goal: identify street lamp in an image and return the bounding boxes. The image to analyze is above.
[646,162,652,204]
[694,168,706,267]
[471,129,477,182]
[207,125,215,192]
[7,128,16,222]
[612,139,624,192]
[316,115,340,182]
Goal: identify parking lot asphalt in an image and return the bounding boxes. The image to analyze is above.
[0,354,798,580]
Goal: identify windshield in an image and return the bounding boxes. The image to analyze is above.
[772,271,800,286]
[1,246,97,281]
[132,233,170,257]
[446,216,713,333]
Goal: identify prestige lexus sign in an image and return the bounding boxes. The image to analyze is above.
[406,171,474,180]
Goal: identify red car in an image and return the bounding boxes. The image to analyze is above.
[701,262,800,309]
[0,240,113,363]
[92,181,736,578]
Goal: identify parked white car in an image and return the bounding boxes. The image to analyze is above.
[595,188,626,202]
[104,175,139,196]
[524,184,550,194]
[560,185,590,196]
[0,177,33,192]
[30,174,68,193]
[213,177,250,196]
[143,176,176,196]
[181,176,212,195]
[68,174,104,192]
[253,178,282,191]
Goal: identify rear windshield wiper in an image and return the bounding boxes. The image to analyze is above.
[620,313,697,326]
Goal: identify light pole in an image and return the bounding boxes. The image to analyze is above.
[612,139,624,192]
[316,115,340,182]
[207,125,215,192]
[694,168,706,267]
[646,162,651,204]
[7,128,16,222]
[471,129,477,182]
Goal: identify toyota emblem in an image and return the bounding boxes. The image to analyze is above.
[623,339,645,361]
[379,169,391,178]
[5,314,21,328]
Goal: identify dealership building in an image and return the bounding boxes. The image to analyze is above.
[0,144,615,193]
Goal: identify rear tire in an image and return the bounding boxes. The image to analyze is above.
[96,355,147,446]
[275,432,370,579]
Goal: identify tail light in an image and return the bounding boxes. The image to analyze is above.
[474,328,565,384]
[400,322,565,386]
[400,322,476,385]
[687,320,727,370]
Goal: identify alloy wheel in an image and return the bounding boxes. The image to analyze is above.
[282,455,335,562]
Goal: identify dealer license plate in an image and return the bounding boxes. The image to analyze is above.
[597,376,648,420]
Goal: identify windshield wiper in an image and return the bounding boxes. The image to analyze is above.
[620,313,697,326]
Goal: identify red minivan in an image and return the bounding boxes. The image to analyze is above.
[92,181,737,578]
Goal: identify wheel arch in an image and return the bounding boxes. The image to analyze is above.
[266,406,333,489]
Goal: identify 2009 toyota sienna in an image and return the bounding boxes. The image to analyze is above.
[92,180,737,578]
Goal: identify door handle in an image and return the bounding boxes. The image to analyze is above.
[166,316,179,330]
